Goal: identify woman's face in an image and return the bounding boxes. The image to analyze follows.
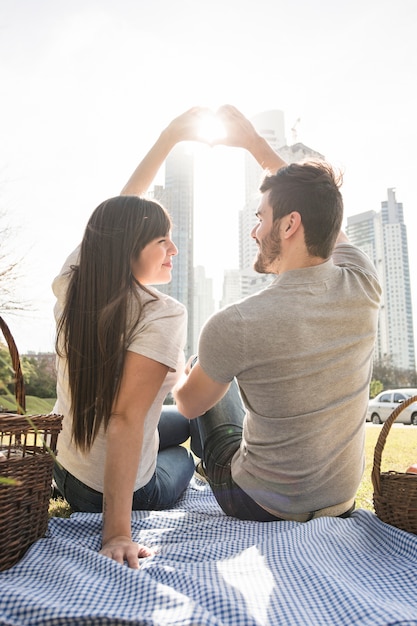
[131,233,178,285]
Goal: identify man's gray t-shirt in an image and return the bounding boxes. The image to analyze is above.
[198,243,381,515]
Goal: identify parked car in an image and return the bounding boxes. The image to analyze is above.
[367,389,417,425]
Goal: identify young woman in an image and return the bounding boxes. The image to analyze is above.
[52,107,209,569]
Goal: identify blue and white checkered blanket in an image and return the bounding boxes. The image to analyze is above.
[1,477,417,625]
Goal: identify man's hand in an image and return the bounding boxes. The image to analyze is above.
[213,104,259,151]
[100,535,155,569]
[184,354,198,375]
[213,104,287,173]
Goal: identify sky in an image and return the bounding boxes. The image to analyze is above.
[1,0,417,353]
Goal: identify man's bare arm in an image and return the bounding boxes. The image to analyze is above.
[173,362,230,420]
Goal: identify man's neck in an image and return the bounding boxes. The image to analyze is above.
[271,252,327,275]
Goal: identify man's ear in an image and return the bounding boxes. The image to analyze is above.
[282,212,302,238]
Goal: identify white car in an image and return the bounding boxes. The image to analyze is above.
[367,389,417,425]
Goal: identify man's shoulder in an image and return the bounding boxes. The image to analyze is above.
[208,290,271,327]
[333,242,375,268]
[333,243,381,285]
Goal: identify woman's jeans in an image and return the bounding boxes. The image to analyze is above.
[53,405,195,513]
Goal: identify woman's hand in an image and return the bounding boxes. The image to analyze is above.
[121,106,212,195]
[163,106,213,145]
[101,353,168,568]
[100,535,155,569]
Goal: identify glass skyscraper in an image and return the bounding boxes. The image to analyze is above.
[347,189,415,371]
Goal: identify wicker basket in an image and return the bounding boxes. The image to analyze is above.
[0,316,63,571]
[371,394,417,534]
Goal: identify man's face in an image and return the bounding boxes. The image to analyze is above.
[251,191,282,274]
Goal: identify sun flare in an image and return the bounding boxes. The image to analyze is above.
[197,111,227,144]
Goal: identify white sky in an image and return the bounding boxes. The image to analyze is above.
[1,0,417,353]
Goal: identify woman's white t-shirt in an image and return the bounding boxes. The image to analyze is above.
[52,247,187,492]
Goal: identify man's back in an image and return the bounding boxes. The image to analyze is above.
[173,110,382,521]
[198,243,381,515]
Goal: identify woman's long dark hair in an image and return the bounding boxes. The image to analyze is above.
[56,195,171,451]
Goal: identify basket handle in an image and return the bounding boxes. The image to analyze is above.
[371,394,417,496]
[0,316,26,413]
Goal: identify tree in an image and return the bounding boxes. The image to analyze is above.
[369,379,384,399]
[371,356,417,392]
[22,354,56,398]
[0,208,23,313]
[0,343,57,399]
[0,342,14,395]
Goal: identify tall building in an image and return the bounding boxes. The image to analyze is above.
[193,265,215,353]
[239,110,286,274]
[154,144,195,356]
[220,269,242,309]
[237,110,323,297]
[347,189,415,371]
[243,110,286,206]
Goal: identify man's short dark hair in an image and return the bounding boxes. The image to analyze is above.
[260,160,344,259]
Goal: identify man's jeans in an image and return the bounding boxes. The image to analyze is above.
[53,405,195,513]
[191,379,284,521]
[191,379,355,522]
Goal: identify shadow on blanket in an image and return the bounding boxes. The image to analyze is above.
[1,477,417,626]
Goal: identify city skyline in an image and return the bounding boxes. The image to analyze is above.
[1,0,417,355]
[158,114,417,369]
[15,124,417,372]
[156,144,196,355]
[4,127,417,362]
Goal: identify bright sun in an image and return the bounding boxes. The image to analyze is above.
[197,111,227,144]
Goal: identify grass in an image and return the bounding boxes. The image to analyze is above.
[48,424,417,519]
[0,395,56,414]
[49,497,72,518]
[356,424,417,510]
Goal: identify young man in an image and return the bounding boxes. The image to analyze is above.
[174,105,381,522]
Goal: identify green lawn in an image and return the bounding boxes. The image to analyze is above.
[3,397,411,517]
[0,399,409,518]
[48,424,417,518]
[0,395,56,414]
[357,424,417,510]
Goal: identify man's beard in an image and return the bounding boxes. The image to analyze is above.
[253,247,272,274]
[253,225,282,274]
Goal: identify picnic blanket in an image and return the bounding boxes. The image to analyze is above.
[1,476,417,626]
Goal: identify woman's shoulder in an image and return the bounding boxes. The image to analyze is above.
[127,288,187,350]
[135,287,187,319]
[52,246,81,299]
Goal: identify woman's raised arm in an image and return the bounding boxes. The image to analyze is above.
[121,107,211,196]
